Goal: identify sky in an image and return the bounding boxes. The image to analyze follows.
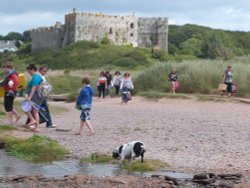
[1,0,250,35]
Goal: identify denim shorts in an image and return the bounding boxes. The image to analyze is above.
[80,105,91,121]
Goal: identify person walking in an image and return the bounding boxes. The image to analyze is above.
[76,77,95,135]
[105,71,112,98]
[0,61,21,125]
[112,71,121,95]
[168,69,178,94]
[39,66,56,128]
[120,73,134,104]
[222,65,233,97]
[24,64,44,132]
[97,71,107,98]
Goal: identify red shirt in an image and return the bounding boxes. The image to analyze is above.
[4,73,19,92]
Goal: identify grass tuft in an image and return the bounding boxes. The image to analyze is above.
[123,159,169,172]
[1,135,69,163]
[80,152,114,164]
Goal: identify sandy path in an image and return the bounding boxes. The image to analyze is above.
[22,96,250,174]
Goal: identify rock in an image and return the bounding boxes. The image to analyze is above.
[193,173,216,180]
[217,173,242,179]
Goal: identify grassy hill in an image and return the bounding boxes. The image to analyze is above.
[15,41,160,70]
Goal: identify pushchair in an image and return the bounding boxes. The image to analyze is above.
[121,88,131,103]
[21,100,49,124]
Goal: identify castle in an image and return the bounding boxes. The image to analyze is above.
[31,9,168,52]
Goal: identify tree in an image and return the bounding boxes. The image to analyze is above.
[4,32,22,41]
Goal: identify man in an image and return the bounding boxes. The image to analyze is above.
[39,66,56,128]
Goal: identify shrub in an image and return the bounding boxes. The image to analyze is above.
[112,57,138,68]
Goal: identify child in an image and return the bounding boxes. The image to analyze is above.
[76,77,95,135]
[0,61,21,125]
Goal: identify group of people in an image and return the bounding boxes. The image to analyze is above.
[0,62,56,132]
[97,71,134,101]
[0,61,235,136]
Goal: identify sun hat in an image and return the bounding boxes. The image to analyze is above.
[21,100,32,112]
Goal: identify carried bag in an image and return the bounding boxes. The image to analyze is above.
[31,89,45,105]
[218,84,227,91]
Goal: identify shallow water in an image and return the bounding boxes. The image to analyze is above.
[0,150,192,179]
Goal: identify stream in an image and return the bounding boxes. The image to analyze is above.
[0,150,193,179]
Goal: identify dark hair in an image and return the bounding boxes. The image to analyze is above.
[82,77,90,84]
[114,71,121,75]
[39,66,48,72]
[26,64,37,71]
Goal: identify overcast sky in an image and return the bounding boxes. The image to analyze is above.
[1,0,250,35]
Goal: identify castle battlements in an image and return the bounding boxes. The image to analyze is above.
[65,10,136,21]
[30,9,168,53]
[31,22,64,33]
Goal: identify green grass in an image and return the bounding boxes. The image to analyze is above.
[17,41,152,70]
[80,153,168,172]
[138,91,191,101]
[80,152,115,164]
[0,125,16,132]
[47,75,82,94]
[133,60,250,98]
[0,135,69,163]
[123,159,169,172]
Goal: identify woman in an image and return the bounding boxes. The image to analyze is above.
[105,71,112,98]
[120,73,134,104]
[168,69,178,94]
[97,71,107,98]
[25,64,44,131]
[112,71,122,95]
[0,62,21,125]
[222,65,233,97]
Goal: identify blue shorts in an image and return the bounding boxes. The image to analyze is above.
[80,105,91,121]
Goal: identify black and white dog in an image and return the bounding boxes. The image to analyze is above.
[112,141,145,167]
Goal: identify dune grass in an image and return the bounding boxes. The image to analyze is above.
[133,60,250,98]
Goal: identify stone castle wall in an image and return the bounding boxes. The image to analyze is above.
[31,22,64,52]
[138,17,168,51]
[30,10,168,52]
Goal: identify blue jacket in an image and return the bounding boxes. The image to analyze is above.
[76,85,94,107]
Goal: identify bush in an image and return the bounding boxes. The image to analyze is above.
[112,57,138,68]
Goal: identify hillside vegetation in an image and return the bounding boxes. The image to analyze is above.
[169,24,250,60]
[12,41,155,70]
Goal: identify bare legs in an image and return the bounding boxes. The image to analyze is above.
[24,108,39,131]
[6,109,21,125]
[171,81,176,94]
[77,120,94,136]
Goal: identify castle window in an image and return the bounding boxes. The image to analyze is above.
[109,28,113,34]
[130,33,134,37]
[130,23,134,29]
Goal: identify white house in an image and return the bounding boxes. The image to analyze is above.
[0,41,18,52]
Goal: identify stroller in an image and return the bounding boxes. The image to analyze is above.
[22,100,49,124]
[121,87,131,103]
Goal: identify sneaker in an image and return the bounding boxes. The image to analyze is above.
[48,124,57,128]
